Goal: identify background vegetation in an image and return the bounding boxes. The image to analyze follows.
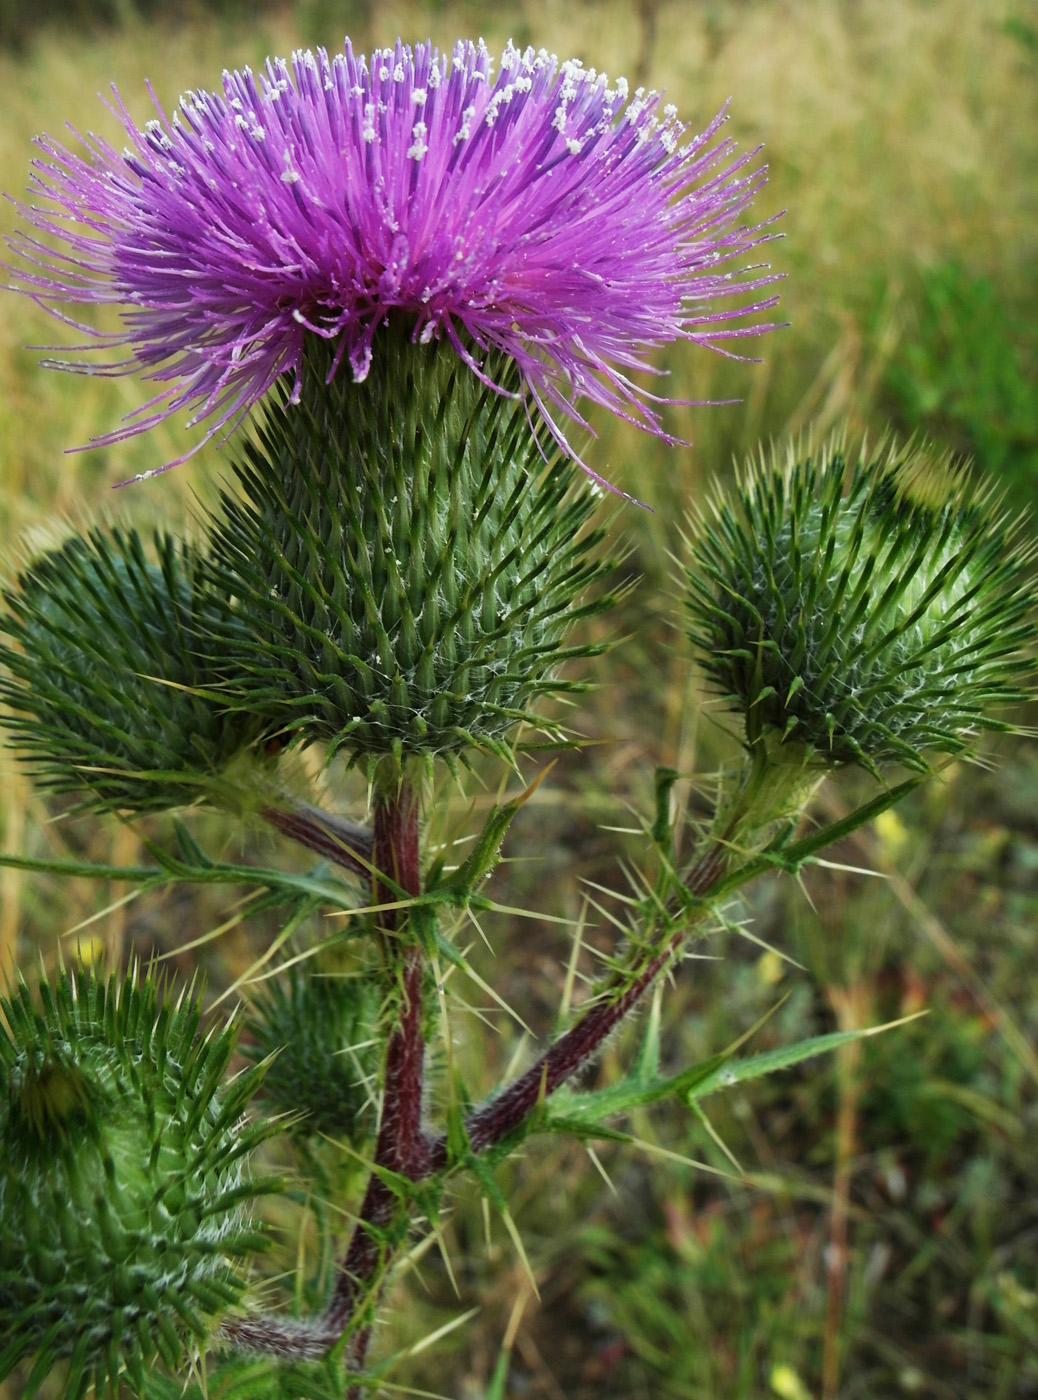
[1,1,1036,1397]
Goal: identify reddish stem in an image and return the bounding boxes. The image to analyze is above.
[445,934,679,1162]
[428,839,726,1167]
[236,826,728,1372]
[324,782,426,1368]
[260,802,373,880]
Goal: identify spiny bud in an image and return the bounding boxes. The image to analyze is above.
[0,969,279,1399]
[205,326,616,769]
[682,433,1036,776]
[0,528,265,813]
[243,965,381,1139]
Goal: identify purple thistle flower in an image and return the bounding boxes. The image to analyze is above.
[8,38,781,482]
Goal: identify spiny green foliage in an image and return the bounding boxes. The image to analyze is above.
[140,1352,348,1400]
[0,968,278,1399]
[682,435,1036,773]
[206,326,617,768]
[243,964,381,1139]
[0,527,264,812]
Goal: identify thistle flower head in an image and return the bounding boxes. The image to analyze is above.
[8,38,779,476]
[0,527,265,812]
[0,969,276,1399]
[682,435,1036,775]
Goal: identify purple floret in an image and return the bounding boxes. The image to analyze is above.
[8,38,781,480]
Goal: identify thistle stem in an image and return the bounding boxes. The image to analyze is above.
[428,839,728,1166]
[260,802,373,880]
[324,780,427,1375]
[231,831,732,1368]
[448,935,681,1159]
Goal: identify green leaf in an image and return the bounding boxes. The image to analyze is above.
[173,817,214,869]
[629,983,664,1082]
[543,1013,924,1138]
[484,1347,512,1400]
[546,1053,728,1132]
[685,1013,927,1102]
[0,847,369,919]
[538,1113,631,1144]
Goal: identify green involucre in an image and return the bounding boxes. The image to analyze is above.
[0,969,279,1399]
[206,329,616,766]
[682,435,1036,773]
[244,964,381,1139]
[0,528,264,812]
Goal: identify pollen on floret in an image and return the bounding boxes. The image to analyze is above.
[407,122,429,160]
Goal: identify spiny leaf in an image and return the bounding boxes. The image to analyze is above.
[685,1013,927,1102]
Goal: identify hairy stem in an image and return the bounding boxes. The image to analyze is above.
[214,780,920,1366]
[228,812,782,1363]
[261,802,373,880]
[429,839,728,1167]
[324,780,426,1377]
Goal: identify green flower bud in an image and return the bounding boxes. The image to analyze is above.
[206,327,616,767]
[682,435,1036,775]
[243,965,380,1139]
[0,969,278,1399]
[0,528,264,813]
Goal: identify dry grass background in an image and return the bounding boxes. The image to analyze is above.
[1,2,1036,1397]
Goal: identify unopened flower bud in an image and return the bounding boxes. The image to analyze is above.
[0,528,265,812]
[682,434,1035,776]
[244,964,380,1139]
[0,970,278,1398]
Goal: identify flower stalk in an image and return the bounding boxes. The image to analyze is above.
[328,776,428,1374]
[259,803,374,882]
[432,836,730,1165]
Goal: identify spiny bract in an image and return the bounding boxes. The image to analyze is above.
[206,328,617,768]
[0,969,279,1399]
[244,964,381,1139]
[682,435,1036,773]
[0,527,265,813]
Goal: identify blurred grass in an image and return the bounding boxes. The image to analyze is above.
[0,2,1036,1398]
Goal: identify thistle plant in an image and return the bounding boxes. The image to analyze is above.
[0,35,1034,1400]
